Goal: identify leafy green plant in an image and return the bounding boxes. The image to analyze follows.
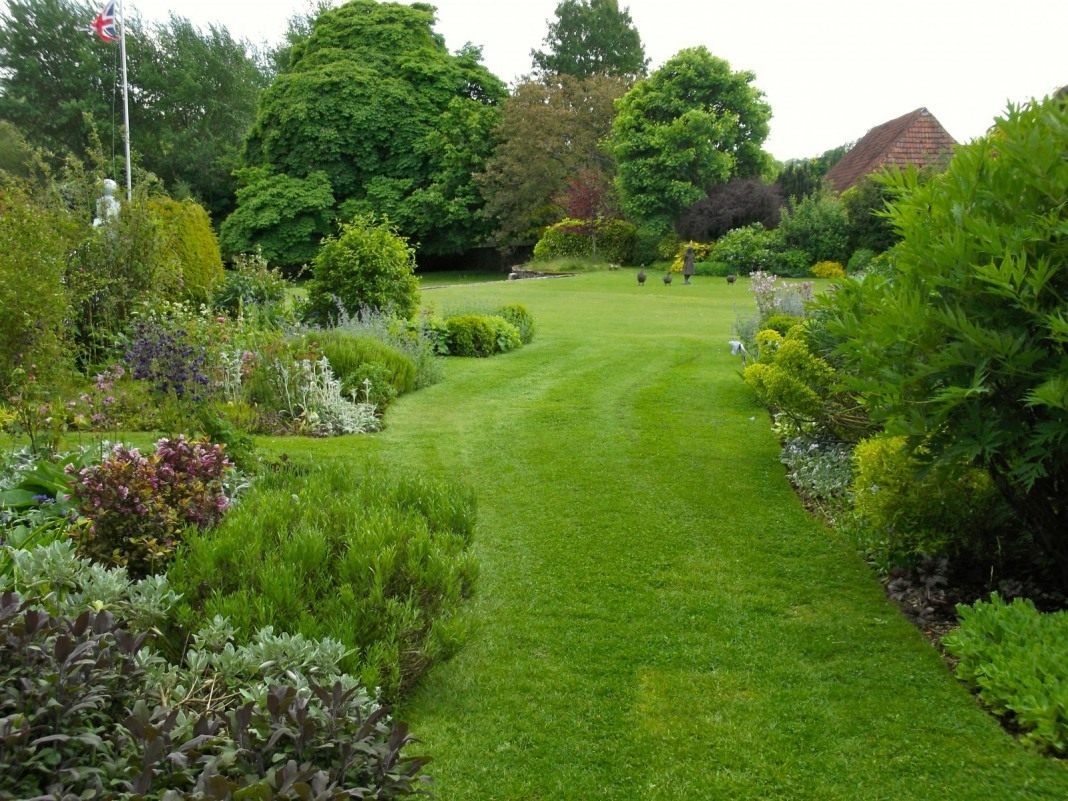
[944,593,1068,755]
[445,314,521,357]
[168,459,478,700]
[496,304,536,345]
[306,214,420,325]
[212,251,288,318]
[778,191,849,266]
[268,357,380,436]
[149,196,225,303]
[532,217,637,264]
[299,330,418,398]
[0,591,430,800]
[821,95,1068,577]
[846,247,876,274]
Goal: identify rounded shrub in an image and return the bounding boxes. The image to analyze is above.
[533,217,637,264]
[306,214,419,324]
[810,260,846,279]
[445,315,521,357]
[298,330,417,397]
[149,197,224,303]
[497,303,535,344]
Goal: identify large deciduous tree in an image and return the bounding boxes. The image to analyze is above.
[608,47,772,232]
[229,1,506,267]
[0,0,267,220]
[477,73,628,249]
[531,0,647,79]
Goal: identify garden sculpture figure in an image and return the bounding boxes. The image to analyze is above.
[683,247,696,284]
[637,268,647,285]
[663,272,672,285]
[726,273,737,284]
[93,178,121,227]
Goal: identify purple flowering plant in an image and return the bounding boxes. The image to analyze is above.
[67,436,233,576]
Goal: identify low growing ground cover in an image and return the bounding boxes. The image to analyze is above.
[258,271,1068,799]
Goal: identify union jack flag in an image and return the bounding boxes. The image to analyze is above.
[91,1,118,43]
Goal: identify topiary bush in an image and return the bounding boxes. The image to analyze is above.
[305,214,420,325]
[445,314,522,357]
[149,196,225,303]
[944,593,1068,755]
[168,459,478,701]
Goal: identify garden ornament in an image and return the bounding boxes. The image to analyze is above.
[93,178,121,227]
[683,246,696,284]
[637,268,647,285]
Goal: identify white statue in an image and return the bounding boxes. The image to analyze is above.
[93,178,121,227]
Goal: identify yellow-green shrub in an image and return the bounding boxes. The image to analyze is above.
[810,260,846,279]
[150,197,224,303]
[852,435,1004,565]
[670,240,714,272]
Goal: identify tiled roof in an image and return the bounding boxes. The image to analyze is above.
[826,108,957,193]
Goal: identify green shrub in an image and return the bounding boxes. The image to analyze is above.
[445,314,521,357]
[851,435,1004,568]
[810,260,846,279]
[212,251,288,317]
[532,217,637,264]
[761,314,804,337]
[168,460,478,700]
[497,303,535,344]
[944,593,1068,755]
[846,247,876,274]
[778,191,849,265]
[694,259,731,277]
[149,196,224,303]
[0,180,72,396]
[823,95,1068,575]
[306,214,419,325]
[709,223,782,274]
[299,330,418,397]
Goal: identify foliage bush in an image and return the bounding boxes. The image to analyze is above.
[67,437,232,577]
[820,95,1068,577]
[778,191,849,266]
[149,196,225,303]
[338,307,445,390]
[497,303,536,345]
[212,251,288,317]
[842,173,899,255]
[779,435,854,511]
[670,241,714,273]
[306,214,420,325]
[675,177,782,243]
[267,357,380,436]
[445,315,522,357]
[168,459,478,700]
[810,260,846,279]
[532,217,637,264]
[0,591,430,800]
[300,330,418,398]
[846,247,876,274]
[0,179,73,397]
[851,435,1005,568]
[694,259,731,277]
[709,223,780,275]
[943,593,1068,755]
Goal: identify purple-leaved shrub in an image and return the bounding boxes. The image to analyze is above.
[68,437,232,576]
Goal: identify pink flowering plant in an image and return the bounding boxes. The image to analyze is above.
[67,436,233,576]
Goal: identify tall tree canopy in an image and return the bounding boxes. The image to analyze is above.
[477,74,628,249]
[608,47,772,231]
[531,0,647,79]
[227,0,506,266]
[0,0,268,219]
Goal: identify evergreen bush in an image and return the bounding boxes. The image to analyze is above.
[149,196,224,303]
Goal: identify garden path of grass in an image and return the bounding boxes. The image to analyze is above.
[271,272,1067,800]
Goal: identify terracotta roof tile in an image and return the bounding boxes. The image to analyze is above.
[826,108,957,192]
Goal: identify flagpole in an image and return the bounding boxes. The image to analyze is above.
[118,0,132,201]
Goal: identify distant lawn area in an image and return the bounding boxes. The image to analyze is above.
[418,269,506,287]
[257,270,1068,800]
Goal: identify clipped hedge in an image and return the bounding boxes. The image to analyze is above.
[445,314,521,357]
[533,217,637,264]
[168,460,478,700]
[496,303,535,345]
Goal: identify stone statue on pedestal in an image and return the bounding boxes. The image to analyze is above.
[93,178,121,227]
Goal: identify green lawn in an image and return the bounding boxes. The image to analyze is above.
[263,270,1066,799]
[418,269,507,288]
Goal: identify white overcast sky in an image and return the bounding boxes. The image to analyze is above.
[31,0,1068,160]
